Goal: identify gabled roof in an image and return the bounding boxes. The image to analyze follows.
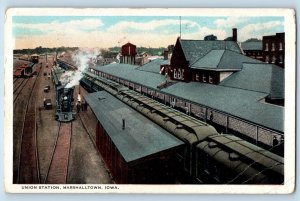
[136,59,169,74]
[85,91,184,163]
[220,63,284,99]
[179,39,242,65]
[190,49,262,70]
[241,41,263,51]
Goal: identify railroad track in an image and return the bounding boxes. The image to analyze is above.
[13,79,30,103]
[44,122,72,184]
[17,66,42,184]
[13,78,25,93]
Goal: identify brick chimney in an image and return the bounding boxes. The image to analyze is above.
[232,28,237,42]
[163,50,168,60]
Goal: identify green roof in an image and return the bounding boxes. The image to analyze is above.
[94,63,166,89]
[191,50,262,70]
[220,63,284,99]
[85,91,184,163]
[241,41,263,51]
[136,59,169,74]
[161,82,283,132]
[180,39,242,65]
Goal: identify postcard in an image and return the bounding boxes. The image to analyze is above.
[4,8,295,193]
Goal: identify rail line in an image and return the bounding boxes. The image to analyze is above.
[13,78,25,93]
[17,66,42,184]
[13,79,30,103]
[44,122,72,184]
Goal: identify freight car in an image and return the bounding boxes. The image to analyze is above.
[30,54,39,63]
[55,86,76,122]
[13,62,36,78]
[82,69,284,184]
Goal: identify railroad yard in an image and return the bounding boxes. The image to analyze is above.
[13,55,112,184]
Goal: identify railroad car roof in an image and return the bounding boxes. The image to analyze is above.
[85,91,184,163]
[197,134,284,176]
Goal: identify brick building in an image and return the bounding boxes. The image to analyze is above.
[263,33,285,68]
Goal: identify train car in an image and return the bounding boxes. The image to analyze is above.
[23,62,36,77]
[31,54,39,63]
[195,134,284,184]
[55,86,76,122]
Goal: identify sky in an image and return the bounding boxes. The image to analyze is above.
[12,16,284,49]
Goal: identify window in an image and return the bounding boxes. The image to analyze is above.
[279,42,283,50]
[202,74,207,83]
[196,73,199,81]
[209,75,213,84]
[279,55,283,64]
[272,56,276,63]
[271,43,275,51]
[182,69,184,80]
[265,55,269,63]
[174,69,177,79]
[265,43,269,51]
[178,69,181,79]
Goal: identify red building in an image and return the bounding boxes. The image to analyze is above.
[263,33,285,68]
[120,42,137,65]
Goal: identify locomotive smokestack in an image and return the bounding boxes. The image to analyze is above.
[122,118,125,130]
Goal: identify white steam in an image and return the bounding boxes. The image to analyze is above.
[60,48,101,88]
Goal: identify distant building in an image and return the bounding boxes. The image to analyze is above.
[263,33,285,68]
[204,34,217,41]
[120,42,137,65]
[241,39,263,60]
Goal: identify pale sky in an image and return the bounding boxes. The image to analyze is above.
[13,16,284,49]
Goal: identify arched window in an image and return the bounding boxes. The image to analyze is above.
[196,73,199,81]
[279,42,283,50]
[209,75,213,83]
[272,43,275,51]
[202,74,207,83]
[265,43,269,51]
[174,69,177,79]
[178,69,181,79]
[272,56,276,63]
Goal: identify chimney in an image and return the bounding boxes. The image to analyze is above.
[232,28,237,42]
[122,118,125,130]
[163,50,168,60]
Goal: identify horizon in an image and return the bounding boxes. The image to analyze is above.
[13,16,284,49]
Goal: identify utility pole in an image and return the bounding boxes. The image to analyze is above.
[180,16,181,38]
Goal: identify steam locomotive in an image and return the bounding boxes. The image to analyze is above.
[55,86,76,122]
